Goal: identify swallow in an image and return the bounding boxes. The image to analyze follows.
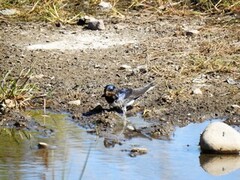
[102,82,154,115]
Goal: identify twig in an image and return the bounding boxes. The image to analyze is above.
[214,0,223,12]
[79,143,92,180]
[28,0,40,13]
[43,98,46,115]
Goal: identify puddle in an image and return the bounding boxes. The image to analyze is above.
[0,111,240,180]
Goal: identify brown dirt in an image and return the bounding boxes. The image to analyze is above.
[0,12,239,140]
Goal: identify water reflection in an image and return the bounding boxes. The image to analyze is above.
[35,148,49,168]
[0,111,240,180]
[200,154,240,176]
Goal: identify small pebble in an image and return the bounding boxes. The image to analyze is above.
[87,20,105,30]
[99,1,112,10]
[231,104,240,109]
[38,142,48,149]
[119,64,132,71]
[133,65,148,74]
[192,88,203,95]
[182,27,200,36]
[129,147,148,157]
[0,9,17,16]
[126,124,136,131]
[192,74,207,84]
[226,78,237,85]
[68,100,81,106]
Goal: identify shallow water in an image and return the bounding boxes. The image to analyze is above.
[0,111,240,180]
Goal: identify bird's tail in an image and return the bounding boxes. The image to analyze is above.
[145,82,155,93]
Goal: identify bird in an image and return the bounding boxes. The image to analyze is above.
[102,82,154,117]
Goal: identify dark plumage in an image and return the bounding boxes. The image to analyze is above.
[102,83,154,114]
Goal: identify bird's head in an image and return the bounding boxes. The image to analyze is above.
[102,84,116,97]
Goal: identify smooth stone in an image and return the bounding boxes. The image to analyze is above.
[182,27,200,36]
[192,88,203,95]
[77,16,105,30]
[126,124,136,131]
[87,20,105,30]
[38,142,48,149]
[77,15,95,26]
[192,74,207,83]
[98,1,112,10]
[200,122,240,154]
[130,147,148,153]
[5,99,16,108]
[226,77,236,85]
[133,65,148,74]
[83,16,96,23]
[129,147,148,157]
[0,9,17,16]
[119,64,132,71]
[68,100,81,106]
[231,104,240,109]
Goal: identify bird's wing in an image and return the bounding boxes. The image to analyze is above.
[117,88,133,100]
[114,88,134,107]
[114,83,154,108]
[131,82,154,97]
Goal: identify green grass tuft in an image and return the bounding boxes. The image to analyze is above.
[0,68,38,110]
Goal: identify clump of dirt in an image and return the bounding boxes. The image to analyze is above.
[0,12,239,140]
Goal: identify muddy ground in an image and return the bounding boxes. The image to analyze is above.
[0,12,239,141]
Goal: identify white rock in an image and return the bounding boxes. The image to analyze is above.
[226,78,236,85]
[119,64,132,71]
[182,27,200,36]
[87,20,105,30]
[192,88,203,95]
[5,99,16,108]
[68,100,81,106]
[200,122,240,153]
[83,16,96,23]
[231,104,240,109]
[133,65,148,73]
[192,74,207,83]
[0,9,17,16]
[130,147,148,153]
[99,1,112,10]
[126,124,136,131]
[129,147,148,157]
[186,29,200,36]
[38,142,48,149]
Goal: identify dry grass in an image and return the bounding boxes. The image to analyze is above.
[0,0,239,23]
[44,2,83,24]
[198,39,240,57]
[192,0,240,13]
[149,54,239,101]
[0,0,85,22]
[181,57,239,75]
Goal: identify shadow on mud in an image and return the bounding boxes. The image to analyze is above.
[82,105,124,116]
